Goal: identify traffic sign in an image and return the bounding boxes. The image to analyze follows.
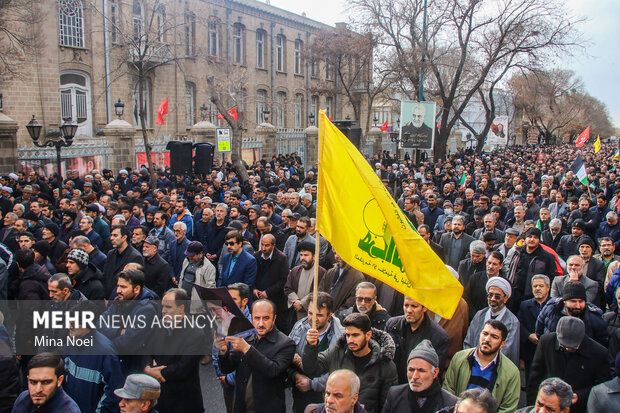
[216,128,232,152]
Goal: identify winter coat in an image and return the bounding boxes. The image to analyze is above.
[102,244,144,297]
[443,348,521,413]
[11,263,50,300]
[179,257,216,314]
[168,237,189,279]
[381,382,457,413]
[148,226,176,262]
[74,263,106,300]
[528,333,611,413]
[535,297,608,346]
[319,265,366,314]
[385,314,450,383]
[338,303,391,331]
[63,330,124,413]
[587,377,620,413]
[220,326,296,413]
[88,247,107,272]
[302,328,398,413]
[12,387,80,413]
[144,253,171,299]
[507,245,558,308]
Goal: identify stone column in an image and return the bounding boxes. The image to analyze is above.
[190,120,216,145]
[0,112,19,175]
[256,122,277,160]
[366,126,382,158]
[104,118,136,173]
[305,125,318,168]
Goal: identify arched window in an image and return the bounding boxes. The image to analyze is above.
[256,29,266,69]
[256,89,267,123]
[133,78,151,127]
[58,0,84,48]
[276,92,286,127]
[132,0,144,43]
[310,95,319,123]
[185,13,195,56]
[325,97,333,119]
[294,94,304,128]
[294,39,303,75]
[233,23,245,64]
[276,34,286,72]
[59,71,92,137]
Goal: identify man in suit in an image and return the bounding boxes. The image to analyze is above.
[541,218,566,252]
[577,236,606,308]
[254,233,290,332]
[517,274,551,378]
[102,225,144,297]
[473,214,504,241]
[218,230,257,291]
[319,251,365,315]
[440,215,474,268]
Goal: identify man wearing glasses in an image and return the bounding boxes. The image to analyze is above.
[218,230,257,290]
[463,277,520,366]
[337,282,390,331]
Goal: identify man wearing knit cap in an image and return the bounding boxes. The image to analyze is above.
[576,236,606,308]
[556,219,585,261]
[383,340,457,412]
[42,222,69,267]
[536,281,608,347]
[464,276,520,366]
[550,255,600,304]
[528,316,611,413]
[66,248,105,300]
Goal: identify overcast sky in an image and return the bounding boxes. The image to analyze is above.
[271,0,620,129]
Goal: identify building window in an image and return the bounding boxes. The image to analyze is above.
[310,60,318,78]
[256,89,267,124]
[276,92,286,128]
[310,95,318,122]
[185,13,195,56]
[156,6,166,43]
[58,0,84,48]
[109,0,120,43]
[326,58,334,81]
[185,82,195,126]
[294,94,304,128]
[276,34,286,72]
[208,20,219,57]
[59,71,92,137]
[256,29,266,69]
[371,107,392,126]
[132,0,143,43]
[325,97,333,119]
[233,24,244,64]
[294,39,303,75]
[133,78,151,127]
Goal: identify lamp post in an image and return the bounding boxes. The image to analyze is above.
[114,99,125,119]
[388,118,411,161]
[308,112,315,126]
[200,103,208,122]
[263,109,270,124]
[26,115,77,180]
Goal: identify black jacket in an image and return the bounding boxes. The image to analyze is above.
[528,333,611,413]
[220,327,296,413]
[508,245,558,309]
[385,314,450,383]
[74,264,106,300]
[148,326,205,413]
[102,245,144,297]
[541,229,566,251]
[144,253,171,299]
[254,249,289,310]
[382,382,457,413]
[11,263,50,300]
[49,237,68,266]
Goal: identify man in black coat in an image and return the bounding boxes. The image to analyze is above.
[144,288,204,413]
[253,234,289,333]
[217,299,296,413]
[382,340,457,413]
[439,216,474,268]
[517,274,551,378]
[528,316,611,413]
[385,297,449,383]
[541,218,566,251]
[42,222,68,268]
[66,248,105,300]
[142,236,171,299]
[102,225,144,298]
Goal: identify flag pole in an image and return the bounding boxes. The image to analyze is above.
[312,112,322,331]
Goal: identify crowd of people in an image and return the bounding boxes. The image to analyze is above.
[1,144,620,413]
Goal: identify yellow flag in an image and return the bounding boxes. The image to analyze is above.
[316,111,463,319]
[594,136,601,153]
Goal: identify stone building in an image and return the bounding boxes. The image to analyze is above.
[1,0,364,163]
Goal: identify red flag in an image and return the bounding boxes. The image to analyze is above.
[575,126,590,147]
[380,120,388,132]
[156,97,168,125]
[217,106,239,121]
[329,115,332,121]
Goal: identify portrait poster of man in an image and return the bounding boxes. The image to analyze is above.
[486,115,509,147]
[400,101,436,149]
[193,285,255,338]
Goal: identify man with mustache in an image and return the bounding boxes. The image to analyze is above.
[443,320,520,413]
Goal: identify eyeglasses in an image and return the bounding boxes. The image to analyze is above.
[225,241,238,246]
[487,293,503,300]
[356,296,373,303]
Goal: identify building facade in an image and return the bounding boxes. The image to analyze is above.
[2,0,358,153]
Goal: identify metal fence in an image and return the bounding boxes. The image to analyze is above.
[18,140,114,176]
[276,128,307,167]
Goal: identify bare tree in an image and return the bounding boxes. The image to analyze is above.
[89,0,209,189]
[0,0,43,83]
[352,0,583,160]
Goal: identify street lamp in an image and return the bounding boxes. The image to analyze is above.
[263,109,270,123]
[114,99,125,120]
[388,118,411,159]
[26,115,76,180]
[373,116,378,127]
[200,103,208,121]
[309,112,315,126]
